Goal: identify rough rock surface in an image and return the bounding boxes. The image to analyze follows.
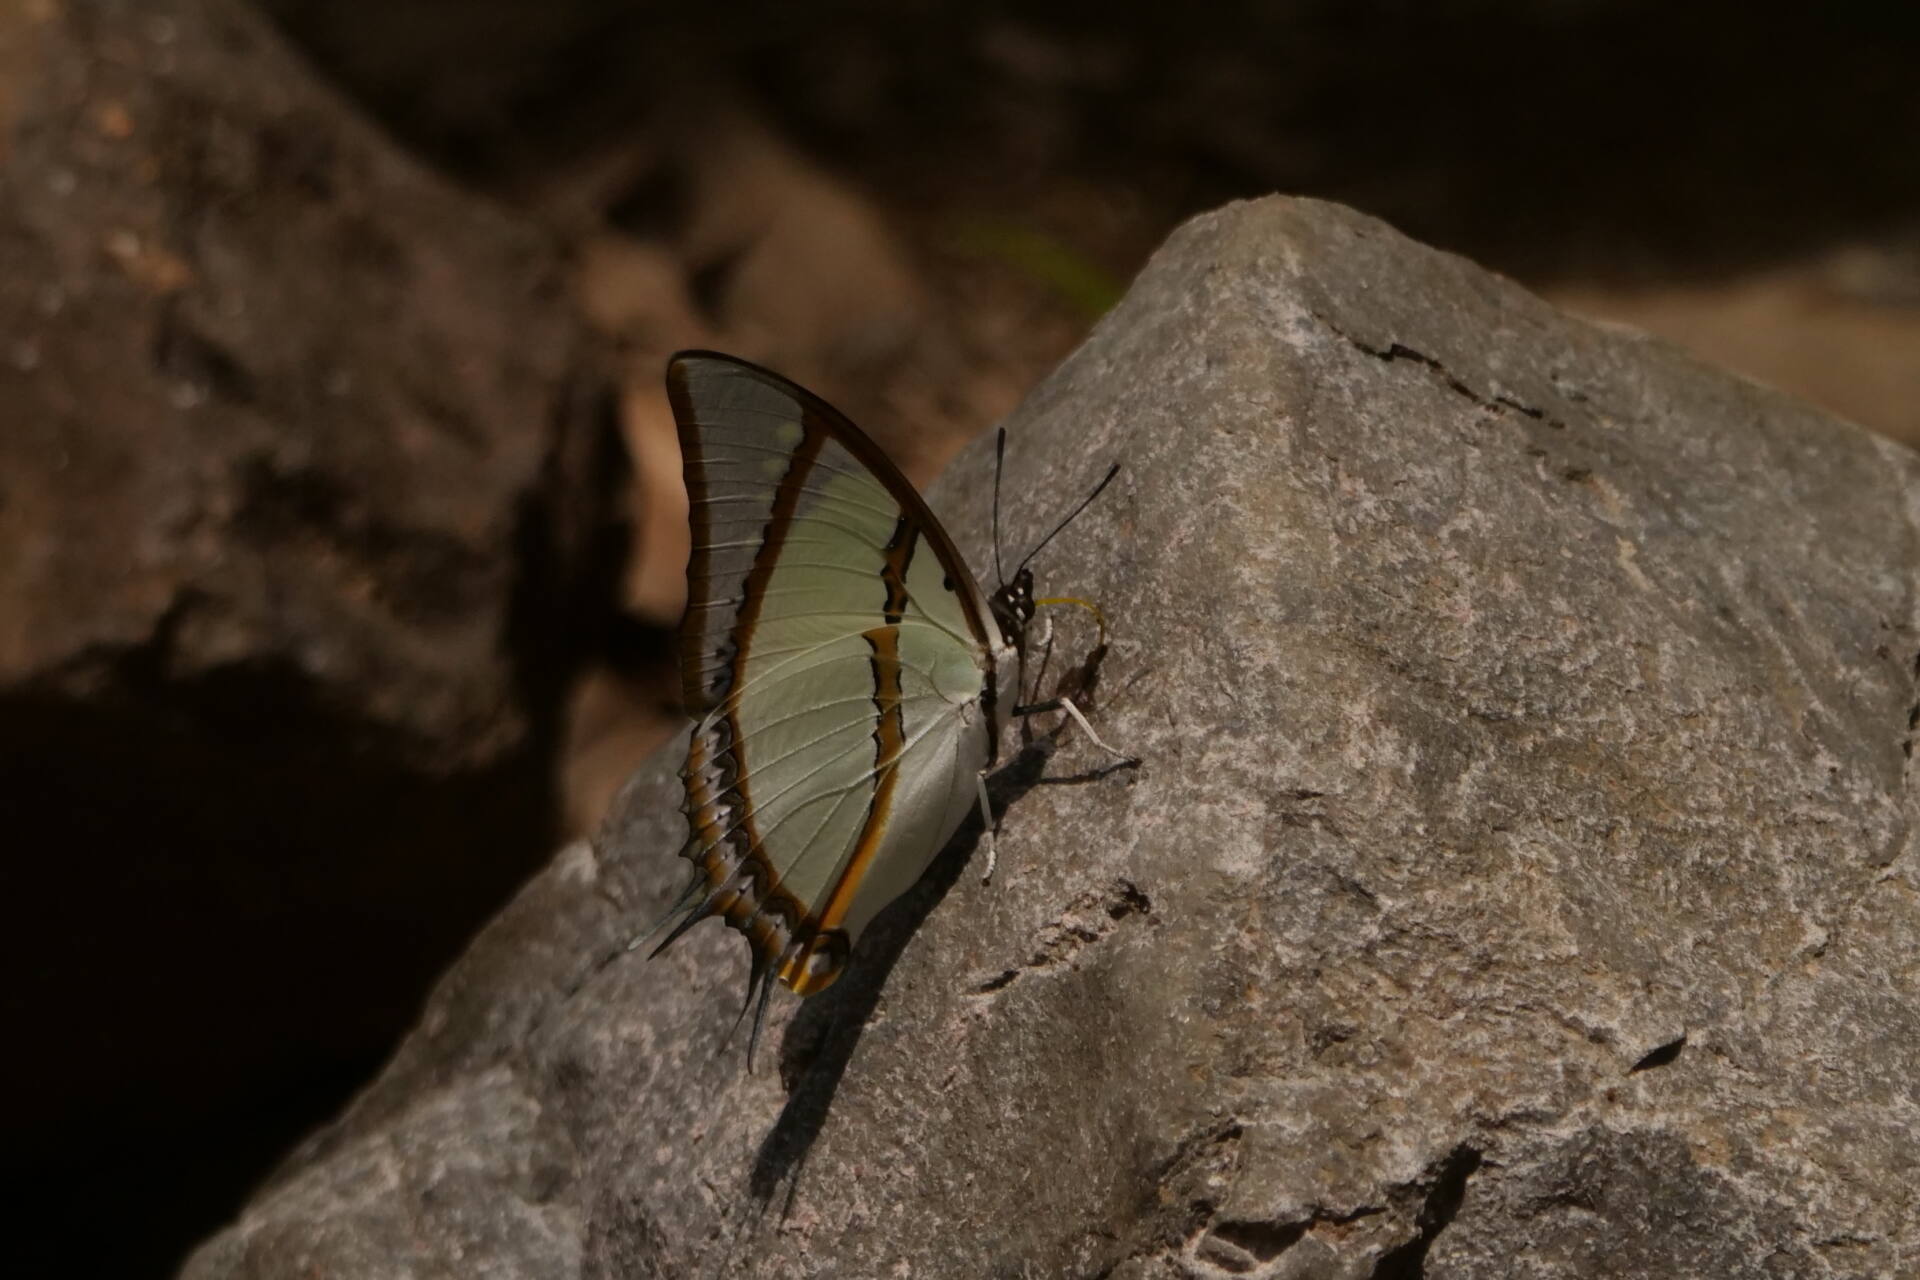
[184,197,1920,1278]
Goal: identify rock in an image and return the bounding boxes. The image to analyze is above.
[0,0,616,1271]
[0,0,606,765]
[181,196,1920,1278]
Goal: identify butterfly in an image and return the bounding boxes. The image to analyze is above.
[645,351,1129,1063]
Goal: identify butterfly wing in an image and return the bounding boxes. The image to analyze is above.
[664,352,1012,1002]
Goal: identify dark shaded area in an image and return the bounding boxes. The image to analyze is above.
[1629,1033,1688,1073]
[0,688,550,1272]
[759,1,1920,285]
[1,393,630,1278]
[262,1,1920,284]
[1373,1145,1483,1279]
[1210,1216,1312,1262]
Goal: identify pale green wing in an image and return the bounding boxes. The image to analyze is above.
[663,352,1009,1012]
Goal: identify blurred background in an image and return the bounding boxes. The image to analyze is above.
[2,0,1915,1273]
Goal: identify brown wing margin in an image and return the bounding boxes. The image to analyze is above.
[666,350,998,716]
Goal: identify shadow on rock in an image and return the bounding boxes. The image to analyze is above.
[746,742,1055,1211]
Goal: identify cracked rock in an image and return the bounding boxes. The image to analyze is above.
[184,196,1920,1278]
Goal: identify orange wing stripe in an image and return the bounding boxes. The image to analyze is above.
[820,516,915,932]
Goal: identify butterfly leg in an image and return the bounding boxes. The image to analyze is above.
[1016,695,1139,766]
[1029,612,1056,702]
[1057,696,1137,765]
[976,768,999,883]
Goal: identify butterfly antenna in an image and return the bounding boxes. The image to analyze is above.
[991,428,1009,588]
[1016,462,1121,575]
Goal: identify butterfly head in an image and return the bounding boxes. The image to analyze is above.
[989,566,1036,647]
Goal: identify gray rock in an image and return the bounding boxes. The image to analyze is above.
[183,196,1920,1278]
